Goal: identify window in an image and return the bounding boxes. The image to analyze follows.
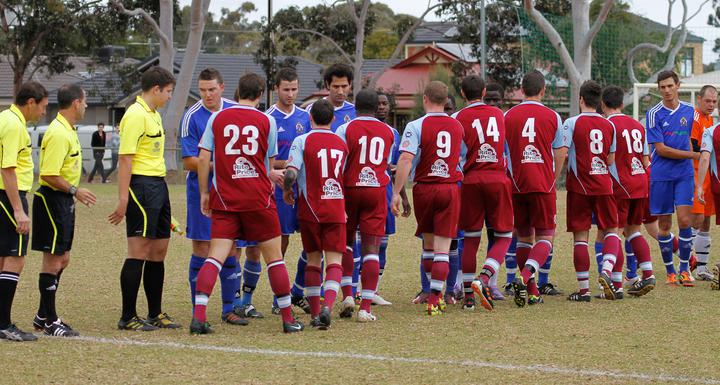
[680,47,694,77]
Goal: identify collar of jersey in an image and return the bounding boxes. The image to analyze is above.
[425,112,448,116]
[465,101,487,109]
[54,113,76,131]
[580,112,603,117]
[135,96,155,113]
[520,100,545,107]
[9,104,26,126]
[353,116,380,122]
[272,103,296,119]
[606,113,625,119]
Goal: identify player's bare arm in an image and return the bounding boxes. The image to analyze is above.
[41,175,96,207]
[553,147,568,183]
[282,167,297,205]
[400,188,411,217]
[654,142,700,160]
[269,157,285,186]
[108,154,133,225]
[197,149,212,217]
[697,151,711,204]
[0,167,29,234]
[391,152,414,216]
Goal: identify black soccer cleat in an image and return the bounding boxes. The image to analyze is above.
[291,295,312,314]
[627,276,656,297]
[118,316,158,331]
[147,312,182,329]
[512,277,528,308]
[221,311,249,326]
[32,315,45,332]
[235,304,264,319]
[461,296,476,311]
[567,292,591,302]
[283,320,304,334]
[44,319,80,337]
[318,306,331,330]
[189,318,214,335]
[0,324,37,342]
[538,282,563,296]
[598,272,616,300]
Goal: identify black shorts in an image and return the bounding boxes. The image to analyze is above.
[0,190,29,257]
[127,175,171,239]
[32,186,75,255]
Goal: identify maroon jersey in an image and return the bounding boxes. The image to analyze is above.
[288,129,348,223]
[335,117,395,188]
[453,102,507,183]
[560,112,616,196]
[505,101,563,193]
[399,112,463,184]
[608,114,649,199]
[198,105,277,212]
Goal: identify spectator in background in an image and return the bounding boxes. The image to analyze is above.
[104,125,120,181]
[88,122,107,183]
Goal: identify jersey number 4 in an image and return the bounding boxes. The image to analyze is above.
[224,124,259,156]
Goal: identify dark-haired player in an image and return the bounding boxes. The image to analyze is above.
[307,63,356,132]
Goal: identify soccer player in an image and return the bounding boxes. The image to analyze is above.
[192,73,303,334]
[283,99,348,329]
[690,85,717,280]
[646,70,699,287]
[31,84,97,337]
[336,89,395,322]
[504,70,563,307]
[392,81,464,315]
[0,81,47,341]
[453,74,512,312]
[180,68,251,326]
[696,118,720,288]
[266,67,313,314]
[602,85,656,297]
[109,67,181,331]
[555,81,622,302]
[307,64,356,132]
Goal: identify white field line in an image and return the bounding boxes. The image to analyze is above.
[71,336,719,384]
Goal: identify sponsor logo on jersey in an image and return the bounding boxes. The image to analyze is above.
[296,122,305,134]
[321,178,344,199]
[232,157,259,179]
[278,127,286,133]
[521,144,543,163]
[429,159,450,178]
[630,157,646,175]
[358,166,380,186]
[589,156,608,175]
[477,143,498,163]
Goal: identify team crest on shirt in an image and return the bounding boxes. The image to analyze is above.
[232,157,259,179]
[358,166,380,186]
[521,145,543,163]
[153,141,161,152]
[680,117,688,126]
[344,114,351,123]
[296,122,305,134]
[321,178,344,199]
[429,159,450,178]
[477,143,498,163]
[630,157,646,175]
[590,156,608,175]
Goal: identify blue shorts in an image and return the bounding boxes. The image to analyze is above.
[649,177,694,216]
[275,186,299,235]
[385,184,395,235]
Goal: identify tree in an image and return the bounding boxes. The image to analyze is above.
[708,0,720,58]
[0,0,123,95]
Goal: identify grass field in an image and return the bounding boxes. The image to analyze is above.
[2,184,720,385]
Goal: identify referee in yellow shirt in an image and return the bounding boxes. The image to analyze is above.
[31,84,96,337]
[0,81,47,342]
[108,66,181,331]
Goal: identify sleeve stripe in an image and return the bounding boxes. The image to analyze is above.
[181,102,203,138]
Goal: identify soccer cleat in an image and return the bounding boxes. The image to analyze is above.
[528,295,544,305]
[189,318,213,335]
[339,296,355,318]
[678,271,695,287]
[235,304,264,319]
[291,295,312,314]
[371,294,392,306]
[712,265,720,290]
[489,285,505,300]
[461,296,476,310]
[271,305,281,315]
[318,306,331,329]
[437,297,447,312]
[598,272,616,300]
[695,267,713,281]
[471,280,494,311]
[624,276,641,288]
[627,276,656,297]
[503,282,514,296]
[148,313,182,329]
[511,277,528,308]
[356,309,377,323]
[454,289,464,302]
[613,290,624,300]
[118,316,158,331]
[283,320,304,333]
[411,291,429,304]
[44,319,80,337]
[0,324,37,342]
[443,293,457,305]
[32,315,46,332]
[221,312,249,326]
[538,282,563,296]
[309,317,322,328]
[567,292,591,302]
[426,303,442,316]
[665,273,680,286]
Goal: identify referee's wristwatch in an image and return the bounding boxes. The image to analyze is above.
[69,185,78,196]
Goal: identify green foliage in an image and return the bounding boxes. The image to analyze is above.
[708,0,720,59]
[365,30,399,59]
[411,66,463,119]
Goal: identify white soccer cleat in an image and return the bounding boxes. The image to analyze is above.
[339,296,355,318]
[356,310,377,322]
[696,266,713,281]
[371,294,392,306]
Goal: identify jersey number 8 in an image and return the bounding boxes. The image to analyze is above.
[589,129,603,154]
[224,124,259,156]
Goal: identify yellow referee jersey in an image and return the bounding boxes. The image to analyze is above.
[39,113,82,189]
[0,104,33,191]
[119,96,166,177]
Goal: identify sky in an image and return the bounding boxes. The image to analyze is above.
[179,0,719,63]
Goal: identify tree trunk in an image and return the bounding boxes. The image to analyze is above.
[158,0,174,71]
[570,0,592,116]
[13,65,25,97]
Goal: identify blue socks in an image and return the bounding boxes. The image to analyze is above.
[420,252,430,294]
[188,255,205,306]
[352,233,362,296]
[538,249,553,286]
[219,257,239,314]
[505,237,517,284]
[594,241,603,275]
[625,239,638,279]
[239,259,262,307]
[379,235,388,281]
[678,227,693,273]
[658,234,676,275]
[291,251,308,298]
[446,241,460,294]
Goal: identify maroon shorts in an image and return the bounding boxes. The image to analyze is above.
[345,187,387,238]
[412,183,460,238]
[299,220,346,253]
[211,208,281,242]
[617,197,646,228]
[714,194,720,225]
[567,191,618,232]
[460,179,513,232]
[512,192,556,237]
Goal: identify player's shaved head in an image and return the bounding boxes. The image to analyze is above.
[521,70,545,98]
[355,89,379,115]
[310,99,334,126]
[601,85,624,110]
[579,80,602,109]
[699,85,717,98]
[461,74,485,101]
[424,81,449,105]
[236,73,265,101]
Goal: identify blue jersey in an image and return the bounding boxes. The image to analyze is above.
[266,104,311,161]
[306,99,356,132]
[646,101,694,181]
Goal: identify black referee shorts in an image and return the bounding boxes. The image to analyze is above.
[0,189,29,257]
[127,175,171,239]
[32,186,75,256]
